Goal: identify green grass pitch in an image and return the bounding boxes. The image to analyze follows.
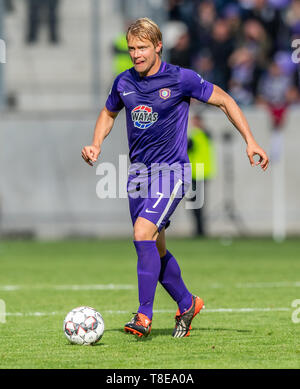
[0,238,300,369]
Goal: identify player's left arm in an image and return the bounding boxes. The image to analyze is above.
[207,84,269,171]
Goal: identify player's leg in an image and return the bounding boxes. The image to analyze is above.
[157,228,205,338]
[129,172,187,324]
[156,227,167,257]
[132,172,192,319]
[133,217,161,320]
[157,228,193,315]
[133,216,159,241]
[124,217,160,337]
[125,168,198,337]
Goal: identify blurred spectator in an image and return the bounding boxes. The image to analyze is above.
[286,0,300,39]
[256,60,296,128]
[191,0,217,53]
[274,50,298,78]
[286,0,300,24]
[192,50,216,83]
[240,0,289,54]
[268,0,292,9]
[256,55,297,163]
[274,51,299,104]
[164,0,300,108]
[112,22,133,75]
[169,30,193,68]
[209,18,235,89]
[228,79,254,105]
[238,19,271,67]
[26,0,60,44]
[222,3,243,40]
[162,20,189,50]
[187,113,217,237]
[167,0,195,26]
[228,46,263,105]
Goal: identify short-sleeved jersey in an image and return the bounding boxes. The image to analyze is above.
[105,61,213,168]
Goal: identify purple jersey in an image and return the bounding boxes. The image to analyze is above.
[105,62,213,167]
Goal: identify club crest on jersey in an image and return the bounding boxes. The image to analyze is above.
[159,88,171,99]
[131,105,158,129]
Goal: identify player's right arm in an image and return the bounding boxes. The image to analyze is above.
[82,72,125,166]
[81,107,118,166]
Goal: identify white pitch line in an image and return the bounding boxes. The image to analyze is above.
[202,307,290,313]
[1,281,300,292]
[235,281,300,288]
[200,281,300,289]
[0,284,135,291]
[0,285,21,291]
[6,311,62,317]
[53,284,135,291]
[4,307,291,317]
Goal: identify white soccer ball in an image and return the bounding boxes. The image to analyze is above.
[63,306,105,345]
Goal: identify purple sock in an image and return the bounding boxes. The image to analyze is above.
[134,240,161,320]
[159,250,193,314]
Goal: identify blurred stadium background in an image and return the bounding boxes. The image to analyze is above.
[0,0,299,241]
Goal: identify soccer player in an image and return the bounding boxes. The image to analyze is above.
[81,18,269,338]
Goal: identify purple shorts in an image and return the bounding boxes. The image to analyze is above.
[127,165,191,232]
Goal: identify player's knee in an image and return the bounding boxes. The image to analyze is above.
[133,218,158,241]
[133,228,153,241]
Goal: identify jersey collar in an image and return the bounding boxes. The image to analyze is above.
[134,61,166,81]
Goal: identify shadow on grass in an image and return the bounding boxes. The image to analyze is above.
[64,341,105,347]
[198,327,252,333]
[106,328,155,342]
[106,326,252,340]
[151,327,252,336]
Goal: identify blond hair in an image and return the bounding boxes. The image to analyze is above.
[126,18,163,56]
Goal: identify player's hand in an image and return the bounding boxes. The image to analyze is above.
[246,142,269,171]
[81,145,101,166]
